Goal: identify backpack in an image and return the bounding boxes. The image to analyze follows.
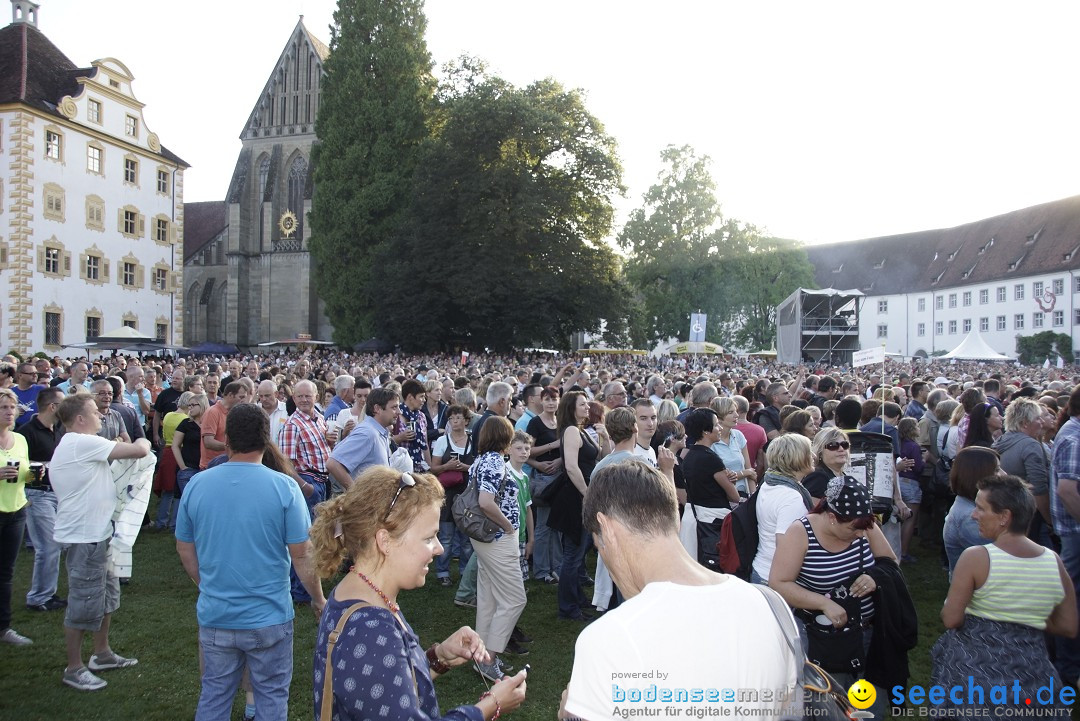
[717,488,760,580]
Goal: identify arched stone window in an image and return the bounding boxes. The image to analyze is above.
[287,155,307,240]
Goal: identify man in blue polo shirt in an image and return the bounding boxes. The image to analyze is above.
[176,403,324,721]
[326,387,399,491]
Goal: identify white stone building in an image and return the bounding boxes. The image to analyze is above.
[0,1,186,355]
[804,194,1080,361]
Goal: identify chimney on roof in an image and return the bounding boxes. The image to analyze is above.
[11,0,40,27]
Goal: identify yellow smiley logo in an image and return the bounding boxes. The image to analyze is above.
[847,679,876,710]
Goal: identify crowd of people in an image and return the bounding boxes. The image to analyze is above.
[2,348,1080,719]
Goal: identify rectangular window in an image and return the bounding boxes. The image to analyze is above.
[997,286,1007,302]
[948,320,957,334]
[45,131,61,160]
[877,324,887,338]
[962,291,971,307]
[123,158,137,184]
[125,115,138,137]
[44,248,59,274]
[1034,281,1044,298]
[122,319,136,329]
[123,210,136,236]
[917,323,925,337]
[154,268,168,291]
[155,323,167,341]
[1015,313,1025,329]
[935,321,943,336]
[1015,284,1025,300]
[1054,310,1064,327]
[157,169,168,194]
[87,146,101,173]
[997,315,1006,331]
[87,99,101,123]
[1034,313,1044,329]
[948,293,957,308]
[86,255,99,281]
[917,298,926,313]
[963,319,971,333]
[155,218,168,243]
[45,312,61,346]
[1075,277,1080,294]
[1054,279,1065,295]
[85,315,100,339]
[122,262,136,287]
[980,317,989,332]
[935,296,943,310]
[980,289,989,305]
[877,300,888,313]
[1075,309,1080,325]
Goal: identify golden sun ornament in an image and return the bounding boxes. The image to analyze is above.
[278,210,298,238]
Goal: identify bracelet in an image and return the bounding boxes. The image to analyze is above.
[426,644,451,674]
[479,691,501,721]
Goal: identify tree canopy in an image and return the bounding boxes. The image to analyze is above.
[309,0,435,345]
[620,145,815,350]
[378,65,628,351]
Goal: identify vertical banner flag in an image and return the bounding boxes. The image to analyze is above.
[690,313,707,343]
[460,351,470,367]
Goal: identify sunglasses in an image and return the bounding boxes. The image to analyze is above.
[823,441,851,451]
[384,472,416,521]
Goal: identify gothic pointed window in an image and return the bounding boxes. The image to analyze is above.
[287,155,307,240]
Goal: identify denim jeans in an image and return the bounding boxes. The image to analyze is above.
[455,553,478,602]
[290,476,325,603]
[176,468,198,496]
[24,489,61,606]
[155,491,178,530]
[0,507,26,629]
[196,621,293,721]
[1055,533,1080,680]
[435,520,473,579]
[557,528,593,618]
[531,504,562,579]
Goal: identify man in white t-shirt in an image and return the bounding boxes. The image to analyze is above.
[561,460,798,720]
[51,393,152,691]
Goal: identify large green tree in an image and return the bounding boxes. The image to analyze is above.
[377,66,627,351]
[620,145,815,350]
[309,0,435,345]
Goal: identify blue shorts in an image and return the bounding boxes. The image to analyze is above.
[899,478,923,505]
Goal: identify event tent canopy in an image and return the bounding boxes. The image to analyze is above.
[941,330,1011,361]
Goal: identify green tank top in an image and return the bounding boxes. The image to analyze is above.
[967,544,1064,629]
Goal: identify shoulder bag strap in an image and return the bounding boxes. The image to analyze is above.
[321,601,371,721]
[754,585,806,685]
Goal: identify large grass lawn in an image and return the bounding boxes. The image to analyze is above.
[0,518,1013,721]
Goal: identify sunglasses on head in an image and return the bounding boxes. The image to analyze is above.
[384,473,416,521]
[823,441,851,451]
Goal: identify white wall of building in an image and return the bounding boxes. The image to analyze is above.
[861,272,1079,359]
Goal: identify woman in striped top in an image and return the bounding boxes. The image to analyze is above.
[930,475,1076,718]
[770,477,895,680]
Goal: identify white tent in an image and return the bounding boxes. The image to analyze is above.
[941,330,1011,361]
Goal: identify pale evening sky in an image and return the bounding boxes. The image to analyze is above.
[34,0,1080,245]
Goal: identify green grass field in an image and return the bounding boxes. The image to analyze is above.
[0,518,999,721]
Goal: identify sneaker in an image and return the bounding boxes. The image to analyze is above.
[504,639,530,656]
[88,652,138,671]
[475,659,505,683]
[510,625,532,644]
[541,574,559,585]
[0,628,32,646]
[438,577,452,587]
[63,666,107,691]
[454,597,477,609]
[901,554,918,564]
[27,596,66,612]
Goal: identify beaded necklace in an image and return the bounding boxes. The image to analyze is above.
[351,566,399,614]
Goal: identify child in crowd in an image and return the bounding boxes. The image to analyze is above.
[507,431,535,582]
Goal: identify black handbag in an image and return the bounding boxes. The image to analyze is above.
[801,542,867,675]
[533,471,567,504]
[931,428,953,494]
[451,464,508,543]
[689,504,725,570]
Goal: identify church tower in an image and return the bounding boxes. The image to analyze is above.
[185,17,331,346]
